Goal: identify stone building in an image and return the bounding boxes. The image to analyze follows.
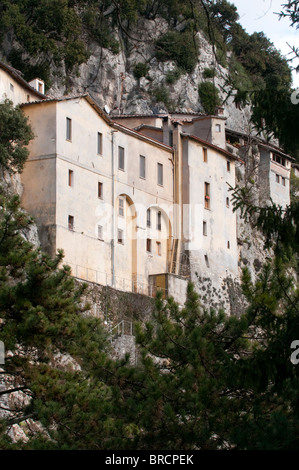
[0,61,46,105]
[0,61,294,308]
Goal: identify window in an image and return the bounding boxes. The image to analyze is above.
[156,241,162,256]
[282,177,286,187]
[226,197,230,208]
[68,215,74,231]
[157,211,162,231]
[146,238,152,253]
[119,198,124,217]
[276,174,280,183]
[157,163,163,186]
[10,83,14,92]
[38,82,43,93]
[97,225,103,240]
[227,241,230,249]
[203,221,207,236]
[215,124,221,132]
[140,155,146,179]
[147,208,151,228]
[97,132,103,155]
[273,154,286,167]
[98,182,103,199]
[227,160,231,172]
[117,229,124,244]
[204,182,210,209]
[204,254,210,268]
[169,131,173,147]
[66,117,72,141]
[68,170,73,187]
[203,148,208,163]
[118,146,125,170]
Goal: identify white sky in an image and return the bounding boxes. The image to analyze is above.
[231,0,299,86]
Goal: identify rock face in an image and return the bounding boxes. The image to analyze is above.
[48,17,251,135]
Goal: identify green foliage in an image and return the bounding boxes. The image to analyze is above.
[165,67,183,84]
[202,67,216,79]
[0,186,137,449]
[133,62,149,80]
[0,0,89,80]
[0,99,34,174]
[227,54,254,106]
[152,84,171,108]
[155,30,199,73]
[290,168,299,203]
[198,81,221,114]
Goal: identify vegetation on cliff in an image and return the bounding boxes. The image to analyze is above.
[0,1,298,158]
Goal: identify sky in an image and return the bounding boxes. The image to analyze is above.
[231,0,299,87]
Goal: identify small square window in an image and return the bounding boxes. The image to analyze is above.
[68,215,74,231]
[117,229,124,244]
[216,124,221,132]
[98,182,103,199]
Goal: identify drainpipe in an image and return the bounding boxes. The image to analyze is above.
[111,129,118,287]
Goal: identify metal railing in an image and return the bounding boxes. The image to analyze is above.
[110,320,133,340]
[66,262,168,298]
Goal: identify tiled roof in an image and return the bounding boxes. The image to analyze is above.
[0,61,47,99]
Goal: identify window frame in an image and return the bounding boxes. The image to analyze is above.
[157,163,163,186]
[204,182,210,209]
[97,132,103,155]
[139,155,146,179]
[68,215,74,231]
[68,169,73,187]
[117,228,124,245]
[98,182,103,199]
[118,146,125,171]
[66,117,72,142]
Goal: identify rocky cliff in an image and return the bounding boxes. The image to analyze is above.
[47,16,252,134]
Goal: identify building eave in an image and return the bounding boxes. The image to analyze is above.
[182,133,243,162]
[0,61,47,100]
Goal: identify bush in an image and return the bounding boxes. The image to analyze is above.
[133,62,150,80]
[152,85,171,108]
[165,67,183,84]
[155,30,198,73]
[203,67,216,79]
[198,81,221,114]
